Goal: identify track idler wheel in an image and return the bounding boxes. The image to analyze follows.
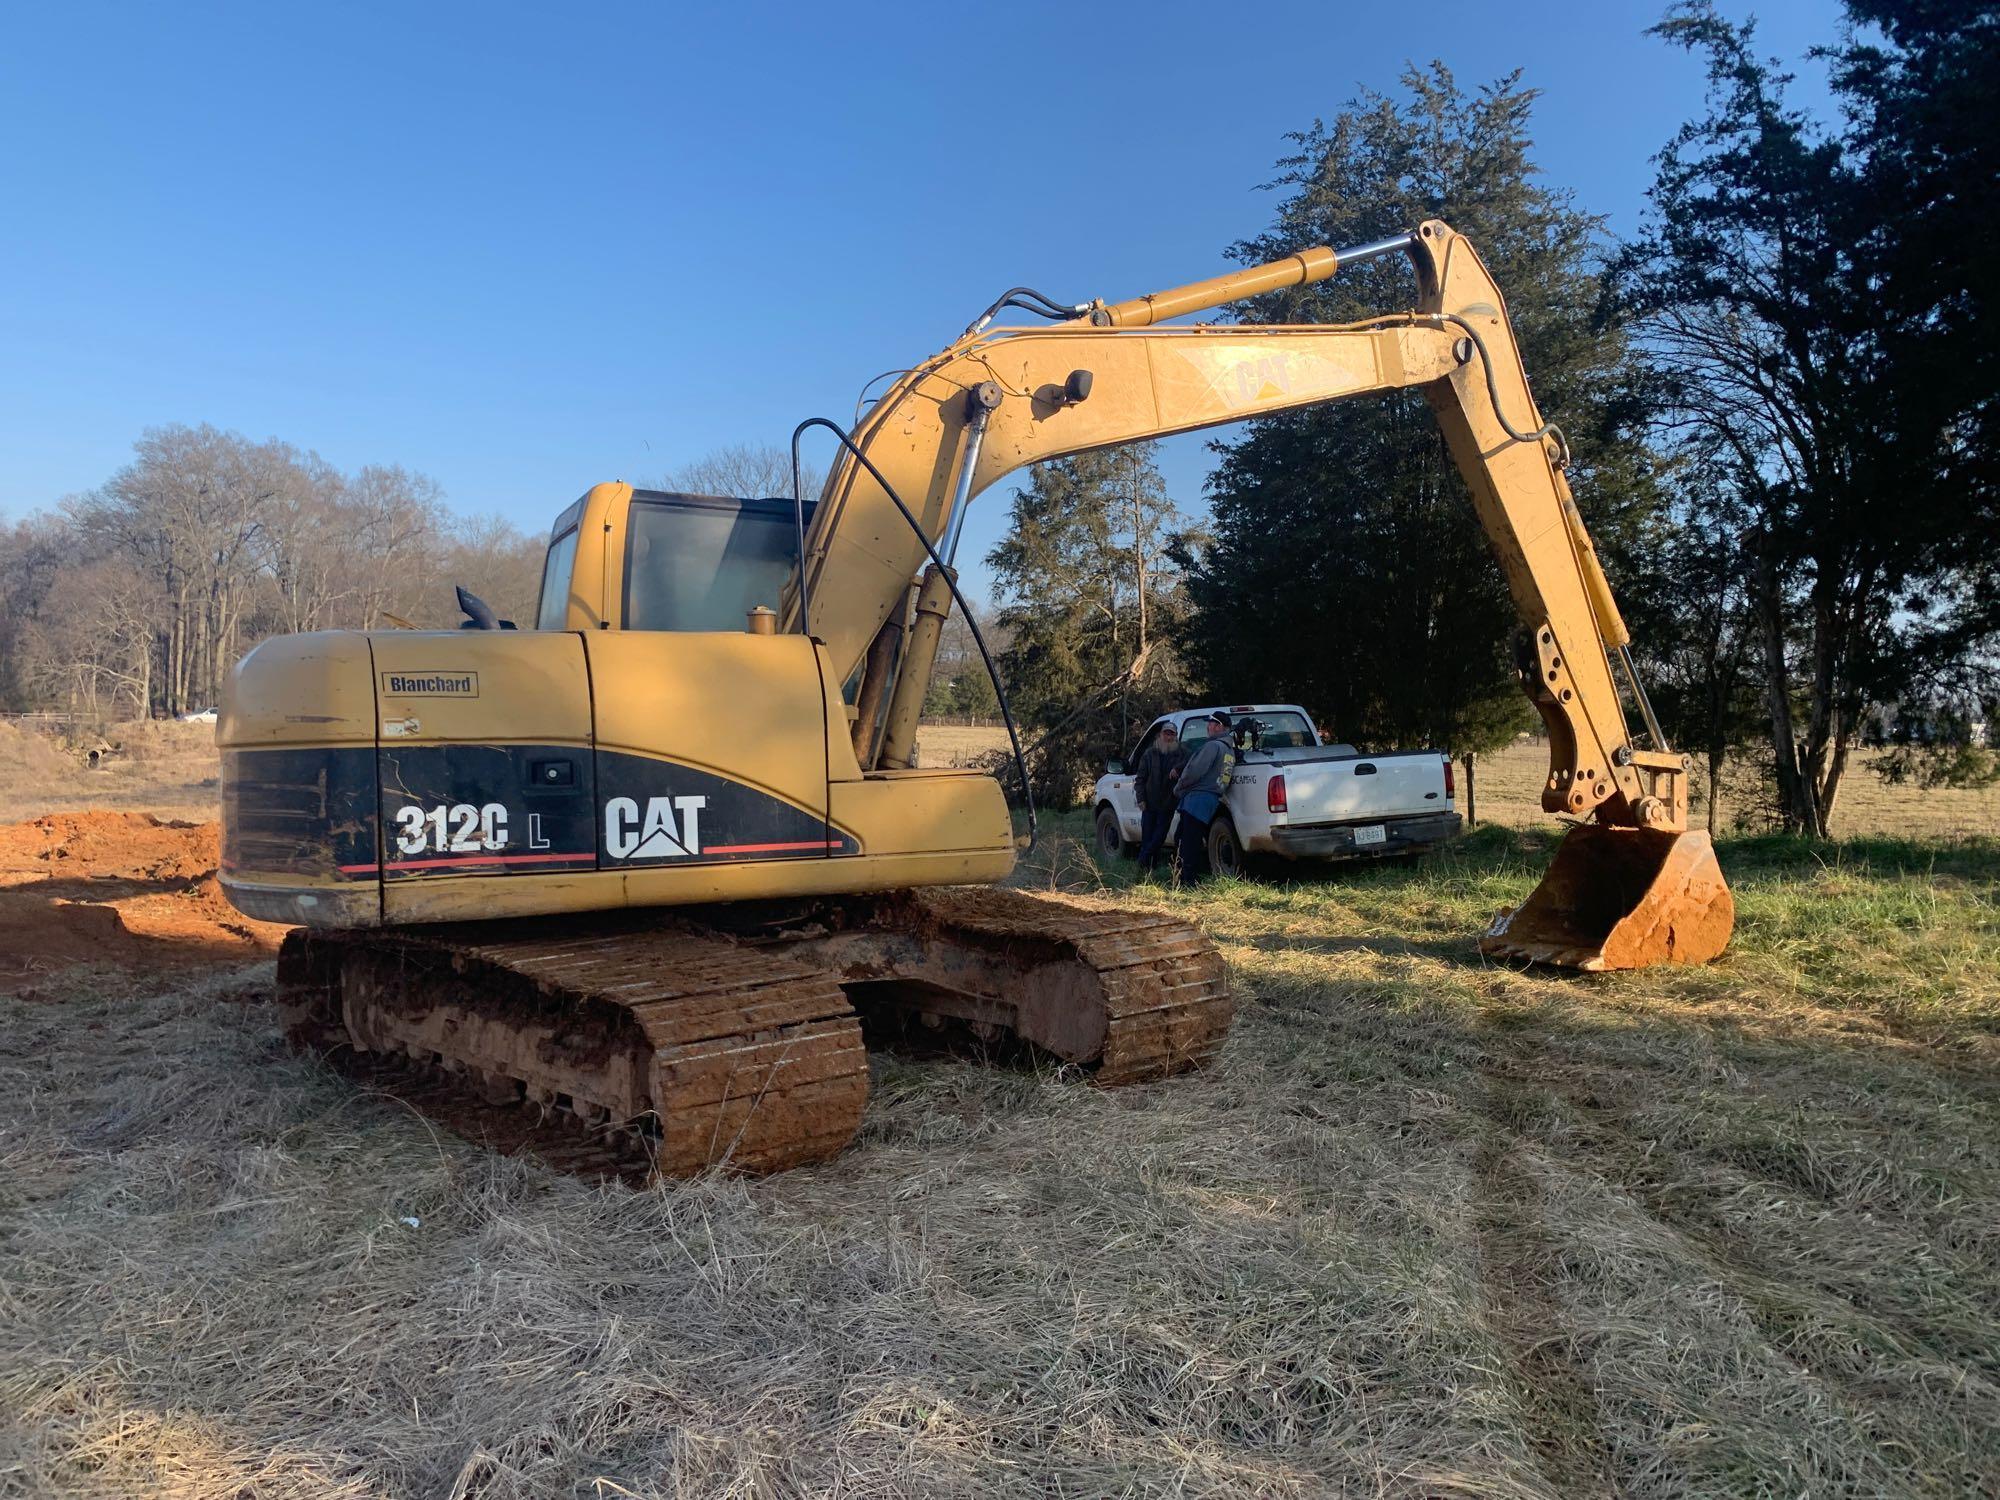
[1479,825,1733,971]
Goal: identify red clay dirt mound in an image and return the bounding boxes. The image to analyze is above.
[0,812,286,994]
[0,809,221,882]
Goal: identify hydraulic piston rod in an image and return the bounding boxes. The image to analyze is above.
[1090,233,1416,328]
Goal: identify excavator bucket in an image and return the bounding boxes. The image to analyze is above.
[1479,824,1734,971]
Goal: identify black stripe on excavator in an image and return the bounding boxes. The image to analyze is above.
[222,744,859,882]
[220,747,380,879]
[374,742,599,879]
[594,749,859,867]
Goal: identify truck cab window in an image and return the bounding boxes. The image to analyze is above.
[1246,711,1316,749]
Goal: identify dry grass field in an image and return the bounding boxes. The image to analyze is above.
[1,721,1997,1497]
[0,721,220,825]
[1466,739,2000,841]
[912,721,1015,770]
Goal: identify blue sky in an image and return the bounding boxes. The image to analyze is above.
[0,0,1845,604]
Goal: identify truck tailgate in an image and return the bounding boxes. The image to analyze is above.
[1279,753,1444,823]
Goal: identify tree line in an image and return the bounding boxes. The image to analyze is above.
[0,424,545,720]
[989,0,1999,833]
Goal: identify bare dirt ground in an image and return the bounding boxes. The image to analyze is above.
[2,726,1997,1497]
[0,811,286,995]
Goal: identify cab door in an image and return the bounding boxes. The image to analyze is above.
[584,632,844,868]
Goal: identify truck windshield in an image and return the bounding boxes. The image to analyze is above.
[623,492,810,632]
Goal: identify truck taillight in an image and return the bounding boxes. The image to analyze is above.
[1267,774,1287,814]
[1443,756,1456,799]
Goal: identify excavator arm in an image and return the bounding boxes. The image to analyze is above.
[803,220,1732,967]
[807,221,1676,826]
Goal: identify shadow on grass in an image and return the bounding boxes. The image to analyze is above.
[1238,927,1491,971]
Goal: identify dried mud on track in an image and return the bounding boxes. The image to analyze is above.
[0,811,286,992]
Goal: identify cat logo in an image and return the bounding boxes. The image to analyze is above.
[604,795,707,860]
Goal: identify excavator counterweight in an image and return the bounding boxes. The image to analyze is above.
[220,219,1732,1179]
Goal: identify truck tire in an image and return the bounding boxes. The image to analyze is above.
[1095,805,1137,860]
[1207,816,1247,879]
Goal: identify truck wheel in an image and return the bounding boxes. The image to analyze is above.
[1207,817,1247,879]
[1095,805,1136,860]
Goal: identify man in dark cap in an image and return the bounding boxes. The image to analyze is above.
[1172,710,1236,885]
[1133,722,1182,875]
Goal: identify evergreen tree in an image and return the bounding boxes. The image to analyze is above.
[987,443,1189,805]
[1182,66,1664,757]
[1613,2,2000,831]
[1833,0,2000,748]
[922,612,1003,722]
[1617,444,1763,831]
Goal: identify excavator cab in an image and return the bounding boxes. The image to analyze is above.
[536,489,813,634]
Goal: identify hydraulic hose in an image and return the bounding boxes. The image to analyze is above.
[964,286,1091,336]
[1425,310,1571,466]
[789,418,1037,850]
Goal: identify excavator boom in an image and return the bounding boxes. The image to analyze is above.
[791,219,1731,966]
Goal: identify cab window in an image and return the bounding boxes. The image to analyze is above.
[1248,711,1317,749]
[623,492,811,632]
[536,528,578,630]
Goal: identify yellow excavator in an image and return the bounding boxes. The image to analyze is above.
[219,221,1733,1177]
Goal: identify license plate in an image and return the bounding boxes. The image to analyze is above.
[1353,824,1387,847]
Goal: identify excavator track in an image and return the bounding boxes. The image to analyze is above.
[274,887,1232,1181]
[802,887,1234,1084]
[277,920,871,1178]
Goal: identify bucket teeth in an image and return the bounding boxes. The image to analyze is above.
[1478,826,1733,972]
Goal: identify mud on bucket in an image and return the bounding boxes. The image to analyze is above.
[1479,825,1733,971]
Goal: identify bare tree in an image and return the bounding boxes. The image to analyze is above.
[662,443,821,503]
[66,425,285,713]
[5,424,562,718]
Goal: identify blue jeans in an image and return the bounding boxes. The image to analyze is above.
[1175,806,1212,884]
[1138,805,1171,870]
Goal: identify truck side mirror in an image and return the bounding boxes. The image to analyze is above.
[1105,759,1125,775]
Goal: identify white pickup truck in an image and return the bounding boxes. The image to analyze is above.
[1091,703,1461,877]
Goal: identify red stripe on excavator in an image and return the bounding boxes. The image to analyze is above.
[702,839,849,854]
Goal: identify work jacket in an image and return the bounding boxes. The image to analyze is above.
[1134,742,1182,808]
[1176,736,1235,802]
